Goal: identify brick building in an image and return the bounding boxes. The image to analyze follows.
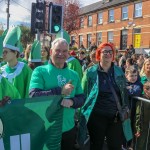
[71,0,150,52]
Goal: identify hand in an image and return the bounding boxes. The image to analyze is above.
[24,44,31,59]
[61,99,73,108]
[135,132,140,138]
[127,86,132,89]
[61,81,74,96]
[26,44,31,53]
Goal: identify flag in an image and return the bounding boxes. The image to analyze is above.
[0,96,63,150]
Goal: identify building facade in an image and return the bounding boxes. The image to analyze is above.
[71,0,150,51]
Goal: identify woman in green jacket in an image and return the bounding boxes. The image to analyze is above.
[78,42,132,150]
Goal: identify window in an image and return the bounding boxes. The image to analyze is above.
[79,35,83,47]
[71,36,75,41]
[88,15,92,26]
[98,12,103,24]
[122,6,128,20]
[71,36,75,46]
[87,34,92,48]
[134,3,142,18]
[109,9,114,22]
[97,32,102,46]
[121,29,128,50]
[133,28,141,34]
[108,31,113,43]
[80,17,84,28]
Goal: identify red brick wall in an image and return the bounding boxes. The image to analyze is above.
[71,0,150,50]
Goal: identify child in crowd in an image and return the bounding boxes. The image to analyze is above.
[125,66,143,149]
[135,81,150,150]
[87,50,98,68]
[126,58,134,69]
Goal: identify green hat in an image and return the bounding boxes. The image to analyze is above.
[1,29,8,40]
[28,40,41,62]
[3,27,21,52]
[0,36,3,58]
[56,29,70,44]
[18,42,24,53]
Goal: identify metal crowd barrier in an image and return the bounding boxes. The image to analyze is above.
[133,96,150,150]
[133,96,150,103]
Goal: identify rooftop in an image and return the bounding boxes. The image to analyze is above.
[79,0,135,15]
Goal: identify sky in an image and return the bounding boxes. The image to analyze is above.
[80,0,100,6]
[0,0,100,29]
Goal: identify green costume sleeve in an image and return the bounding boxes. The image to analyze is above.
[18,58,28,64]
[1,62,32,99]
[0,77,20,100]
[81,65,98,98]
[29,67,44,90]
[23,65,32,98]
[74,72,83,95]
[81,70,89,97]
[141,76,148,85]
[67,59,83,82]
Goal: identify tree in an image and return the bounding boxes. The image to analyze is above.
[64,3,80,34]
[47,0,80,34]
[19,25,34,49]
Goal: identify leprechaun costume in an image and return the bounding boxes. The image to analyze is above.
[1,27,32,98]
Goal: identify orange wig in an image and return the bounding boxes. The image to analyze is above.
[96,42,115,61]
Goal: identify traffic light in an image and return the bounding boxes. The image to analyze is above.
[49,4,63,34]
[31,0,45,34]
[31,3,36,34]
[35,1,45,30]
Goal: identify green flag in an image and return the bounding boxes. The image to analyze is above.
[0,96,63,150]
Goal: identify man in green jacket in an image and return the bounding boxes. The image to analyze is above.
[29,38,85,150]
